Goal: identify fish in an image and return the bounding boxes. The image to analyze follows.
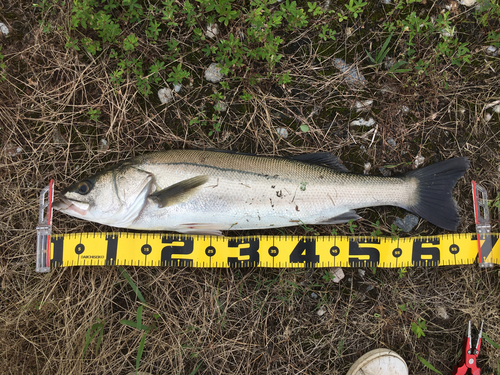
[53,150,469,235]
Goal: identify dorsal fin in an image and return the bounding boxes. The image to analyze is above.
[291,153,349,172]
[205,149,349,172]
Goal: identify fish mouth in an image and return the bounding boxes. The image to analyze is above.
[53,195,89,216]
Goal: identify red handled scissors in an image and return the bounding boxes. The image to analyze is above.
[453,320,483,375]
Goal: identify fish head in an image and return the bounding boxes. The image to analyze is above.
[54,164,154,228]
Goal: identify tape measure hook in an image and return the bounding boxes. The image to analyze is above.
[36,180,54,273]
[472,181,493,268]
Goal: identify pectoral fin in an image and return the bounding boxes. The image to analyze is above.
[318,210,361,224]
[149,175,209,207]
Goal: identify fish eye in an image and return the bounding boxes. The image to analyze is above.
[77,181,92,195]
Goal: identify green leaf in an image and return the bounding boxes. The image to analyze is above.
[120,318,149,331]
[118,266,146,303]
[366,50,376,64]
[136,331,147,372]
[416,354,442,374]
[338,338,345,355]
[389,60,411,73]
[411,319,426,338]
[300,124,309,132]
[136,305,143,326]
[120,319,138,328]
[123,33,139,52]
[188,363,203,375]
[484,332,500,350]
[82,319,105,359]
[376,32,393,63]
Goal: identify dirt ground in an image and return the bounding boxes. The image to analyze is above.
[1,0,500,374]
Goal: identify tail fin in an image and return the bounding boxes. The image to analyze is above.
[404,157,469,231]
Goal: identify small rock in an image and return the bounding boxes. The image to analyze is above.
[441,26,455,37]
[214,101,227,112]
[237,29,245,41]
[484,112,492,122]
[276,127,289,138]
[329,267,345,283]
[363,162,371,175]
[310,292,318,299]
[5,143,23,156]
[311,106,321,116]
[99,138,109,152]
[394,214,419,232]
[158,88,174,104]
[414,154,425,168]
[333,58,367,89]
[384,57,395,70]
[387,138,397,148]
[205,63,224,83]
[52,128,66,145]
[381,0,392,3]
[379,167,392,177]
[206,23,219,39]
[317,306,327,316]
[493,105,500,114]
[401,105,410,114]
[458,0,476,6]
[0,23,9,36]
[486,46,499,56]
[358,269,365,277]
[484,100,500,110]
[173,84,182,92]
[350,118,376,127]
[355,99,373,113]
[436,305,449,320]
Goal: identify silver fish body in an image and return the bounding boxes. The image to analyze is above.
[54,150,469,234]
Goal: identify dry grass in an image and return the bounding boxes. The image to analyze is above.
[1,0,500,374]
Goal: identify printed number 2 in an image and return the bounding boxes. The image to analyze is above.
[161,236,194,267]
[289,239,319,266]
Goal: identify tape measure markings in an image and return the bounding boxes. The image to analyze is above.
[48,232,499,268]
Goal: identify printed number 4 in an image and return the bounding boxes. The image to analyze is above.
[289,239,319,265]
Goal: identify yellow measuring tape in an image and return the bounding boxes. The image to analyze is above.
[48,232,499,269]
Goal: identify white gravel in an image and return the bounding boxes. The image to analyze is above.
[0,23,9,36]
[158,88,174,104]
[205,63,224,83]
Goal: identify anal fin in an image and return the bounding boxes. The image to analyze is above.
[318,210,361,224]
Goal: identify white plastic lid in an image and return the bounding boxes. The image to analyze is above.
[346,348,408,375]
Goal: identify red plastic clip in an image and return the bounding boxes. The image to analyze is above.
[453,320,483,375]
